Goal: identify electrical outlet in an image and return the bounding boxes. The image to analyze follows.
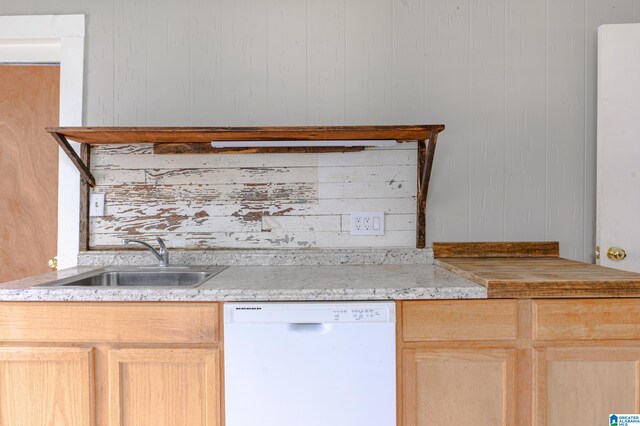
[89,193,105,217]
[350,212,384,236]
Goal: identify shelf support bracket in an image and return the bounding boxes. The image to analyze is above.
[50,132,96,187]
[416,129,440,248]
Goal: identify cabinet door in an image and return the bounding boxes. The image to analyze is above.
[108,348,220,426]
[403,348,517,426]
[535,347,640,426]
[0,347,94,426]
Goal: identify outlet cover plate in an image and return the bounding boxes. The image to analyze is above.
[89,193,105,217]
[350,212,384,236]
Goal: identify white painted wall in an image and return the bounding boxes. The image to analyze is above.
[2,1,639,260]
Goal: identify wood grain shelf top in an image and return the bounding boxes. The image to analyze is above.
[46,125,445,144]
[435,242,640,298]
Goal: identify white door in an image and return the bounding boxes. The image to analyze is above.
[597,24,640,272]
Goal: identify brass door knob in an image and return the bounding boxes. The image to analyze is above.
[607,247,627,261]
[47,257,58,270]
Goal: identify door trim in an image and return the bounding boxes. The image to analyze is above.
[0,15,85,269]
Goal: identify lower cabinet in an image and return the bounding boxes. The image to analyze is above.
[0,347,94,426]
[402,348,516,425]
[0,302,222,426]
[535,347,640,426]
[399,300,521,425]
[108,349,220,426]
[3,300,640,426]
[399,299,640,426]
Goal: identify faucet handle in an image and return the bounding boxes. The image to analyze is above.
[156,237,167,253]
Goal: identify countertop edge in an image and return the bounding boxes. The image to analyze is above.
[0,263,487,301]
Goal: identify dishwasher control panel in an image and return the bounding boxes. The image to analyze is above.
[226,302,395,324]
[331,307,386,322]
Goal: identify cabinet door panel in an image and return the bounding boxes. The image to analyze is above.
[0,347,94,426]
[536,348,640,426]
[108,349,220,426]
[403,348,516,426]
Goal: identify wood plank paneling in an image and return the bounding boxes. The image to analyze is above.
[84,0,115,126]
[424,0,471,243]
[2,0,638,256]
[546,0,586,261]
[190,0,223,126]
[221,0,268,125]
[147,0,191,126]
[98,198,416,218]
[504,0,547,244]
[113,0,147,125]
[267,0,307,124]
[307,0,345,125]
[469,0,506,240]
[345,0,393,124]
[393,0,424,123]
[89,143,417,248]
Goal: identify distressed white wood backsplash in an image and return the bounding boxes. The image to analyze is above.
[3,0,639,258]
[88,143,416,248]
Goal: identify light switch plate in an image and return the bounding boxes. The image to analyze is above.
[89,193,105,217]
[350,212,384,236]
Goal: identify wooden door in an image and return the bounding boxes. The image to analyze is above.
[0,347,94,426]
[535,347,640,426]
[108,348,221,426]
[597,24,640,271]
[402,348,517,425]
[0,65,60,282]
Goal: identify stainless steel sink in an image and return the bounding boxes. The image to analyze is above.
[36,266,227,288]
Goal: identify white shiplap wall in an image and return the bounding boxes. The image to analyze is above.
[3,0,639,259]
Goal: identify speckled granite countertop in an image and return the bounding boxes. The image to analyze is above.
[0,249,486,301]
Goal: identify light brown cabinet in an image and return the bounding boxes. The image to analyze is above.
[532,299,640,426]
[108,349,221,426]
[3,299,640,426]
[399,299,640,426]
[0,347,94,426]
[535,347,640,425]
[398,300,522,425]
[402,348,516,425]
[0,302,222,426]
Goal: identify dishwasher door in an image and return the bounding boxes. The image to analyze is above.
[223,302,396,426]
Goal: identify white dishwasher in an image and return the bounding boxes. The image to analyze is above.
[223,302,396,426]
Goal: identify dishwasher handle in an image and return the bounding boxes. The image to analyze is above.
[287,323,331,334]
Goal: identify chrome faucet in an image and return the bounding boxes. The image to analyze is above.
[122,237,169,267]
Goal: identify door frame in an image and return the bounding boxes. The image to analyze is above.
[0,15,85,270]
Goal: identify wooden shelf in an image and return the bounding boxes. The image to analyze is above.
[47,125,445,248]
[46,125,442,143]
